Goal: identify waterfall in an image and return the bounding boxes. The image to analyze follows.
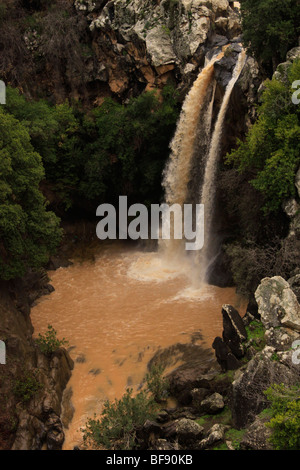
[160,52,223,258]
[198,50,246,282]
[160,49,246,284]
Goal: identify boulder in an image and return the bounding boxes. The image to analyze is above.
[255,276,300,332]
[222,305,247,358]
[231,347,300,428]
[240,415,273,450]
[198,423,229,449]
[212,336,242,371]
[163,418,204,445]
[200,392,225,414]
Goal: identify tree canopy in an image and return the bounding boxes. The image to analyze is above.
[240,0,300,73]
[0,107,62,280]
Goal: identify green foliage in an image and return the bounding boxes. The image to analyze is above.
[80,86,179,206]
[0,107,62,280]
[226,59,300,214]
[4,87,83,210]
[82,388,158,450]
[245,320,266,351]
[145,364,169,402]
[264,383,300,450]
[13,370,43,404]
[240,0,300,72]
[35,324,68,355]
[5,85,179,211]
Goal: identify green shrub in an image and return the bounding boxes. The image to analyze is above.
[145,364,169,402]
[226,59,300,215]
[35,324,68,355]
[13,370,43,404]
[264,383,300,450]
[82,389,158,450]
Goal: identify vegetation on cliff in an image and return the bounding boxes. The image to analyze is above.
[0,107,62,280]
[240,0,300,73]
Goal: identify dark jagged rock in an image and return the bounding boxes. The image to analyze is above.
[0,274,73,450]
[212,336,242,371]
[222,304,247,358]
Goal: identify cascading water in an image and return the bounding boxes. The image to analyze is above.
[198,50,247,282]
[161,48,246,284]
[160,52,223,260]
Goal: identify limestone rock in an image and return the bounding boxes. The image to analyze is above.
[240,415,273,450]
[163,418,204,445]
[231,348,299,428]
[283,198,299,218]
[286,46,300,62]
[200,392,225,414]
[255,276,300,332]
[198,423,229,449]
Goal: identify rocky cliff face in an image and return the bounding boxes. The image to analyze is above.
[1,0,242,105]
[83,0,241,99]
[0,274,73,450]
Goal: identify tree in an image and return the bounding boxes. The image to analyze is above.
[240,0,300,73]
[0,108,62,280]
[226,59,300,214]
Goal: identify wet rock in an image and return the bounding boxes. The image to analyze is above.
[75,354,86,363]
[61,387,75,430]
[200,392,225,414]
[88,368,101,376]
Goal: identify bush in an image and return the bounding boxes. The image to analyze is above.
[35,324,68,355]
[13,370,43,404]
[145,364,169,403]
[82,389,158,450]
[264,383,300,450]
